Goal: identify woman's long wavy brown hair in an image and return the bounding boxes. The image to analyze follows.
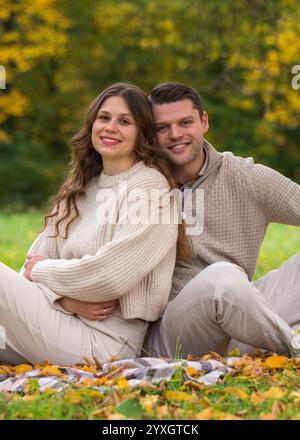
[43,83,190,259]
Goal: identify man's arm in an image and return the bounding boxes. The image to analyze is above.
[248,162,300,225]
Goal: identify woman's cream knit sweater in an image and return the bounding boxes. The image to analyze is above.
[27,162,178,321]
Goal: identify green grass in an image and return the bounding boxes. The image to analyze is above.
[253,223,300,280]
[0,211,299,420]
[0,210,298,277]
[0,210,44,271]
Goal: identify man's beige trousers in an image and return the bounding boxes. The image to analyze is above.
[145,253,300,358]
[0,263,147,365]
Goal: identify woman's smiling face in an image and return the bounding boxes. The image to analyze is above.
[92,95,138,172]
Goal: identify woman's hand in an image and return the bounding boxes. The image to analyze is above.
[57,297,119,321]
[24,255,46,281]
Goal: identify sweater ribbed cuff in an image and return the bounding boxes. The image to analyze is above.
[31,259,53,285]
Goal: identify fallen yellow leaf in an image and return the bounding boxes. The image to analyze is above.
[232,355,256,368]
[156,404,169,418]
[165,390,193,401]
[79,365,97,373]
[64,389,82,404]
[242,365,264,377]
[271,400,285,417]
[40,365,62,377]
[14,364,33,374]
[251,392,267,406]
[107,413,127,420]
[185,367,197,377]
[113,377,130,390]
[182,381,205,391]
[195,408,214,420]
[216,412,243,420]
[259,412,277,420]
[251,387,286,406]
[200,352,223,361]
[173,407,183,418]
[140,395,159,414]
[264,387,286,399]
[223,387,248,400]
[81,389,103,399]
[43,388,58,396]
[265,355,289,369]
[89,405,115,419]
[293,397,300,406]
[93,377,109,386]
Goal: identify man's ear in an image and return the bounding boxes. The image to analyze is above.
[202,111,209,133]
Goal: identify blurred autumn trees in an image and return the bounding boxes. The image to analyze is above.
[0,0,299,209]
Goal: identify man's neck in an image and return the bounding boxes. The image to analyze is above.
[173,148,206,185]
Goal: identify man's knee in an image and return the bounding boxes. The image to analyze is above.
[183,261,252,309]
[286,252,300,270]
[201,261,247,289]
[172,262,252,312]
[206,261,246,275]
[0,263,7,295]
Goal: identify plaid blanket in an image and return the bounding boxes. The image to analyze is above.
[0,357,236,393]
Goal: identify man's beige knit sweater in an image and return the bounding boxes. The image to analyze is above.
[26,162,178,321]
[170,140,300,300]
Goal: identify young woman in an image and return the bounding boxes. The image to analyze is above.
[0,83,187,365]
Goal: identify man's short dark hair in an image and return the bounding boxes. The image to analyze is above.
[149,82,205,119]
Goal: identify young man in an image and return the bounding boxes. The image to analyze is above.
[143,82,300,358]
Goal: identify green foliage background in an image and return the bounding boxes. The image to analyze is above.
[0,0,299,209]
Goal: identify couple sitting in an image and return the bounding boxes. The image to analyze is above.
[0,82,299,365]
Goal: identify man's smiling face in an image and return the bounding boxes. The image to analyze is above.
[152,99,209,170]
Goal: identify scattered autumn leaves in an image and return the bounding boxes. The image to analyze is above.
[1,352,300,420]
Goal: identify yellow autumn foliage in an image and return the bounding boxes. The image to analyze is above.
[0,0,69,125]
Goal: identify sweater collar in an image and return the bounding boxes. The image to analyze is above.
[98,161,146,187]
[202,139,223,173]
[176,140,223,188]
